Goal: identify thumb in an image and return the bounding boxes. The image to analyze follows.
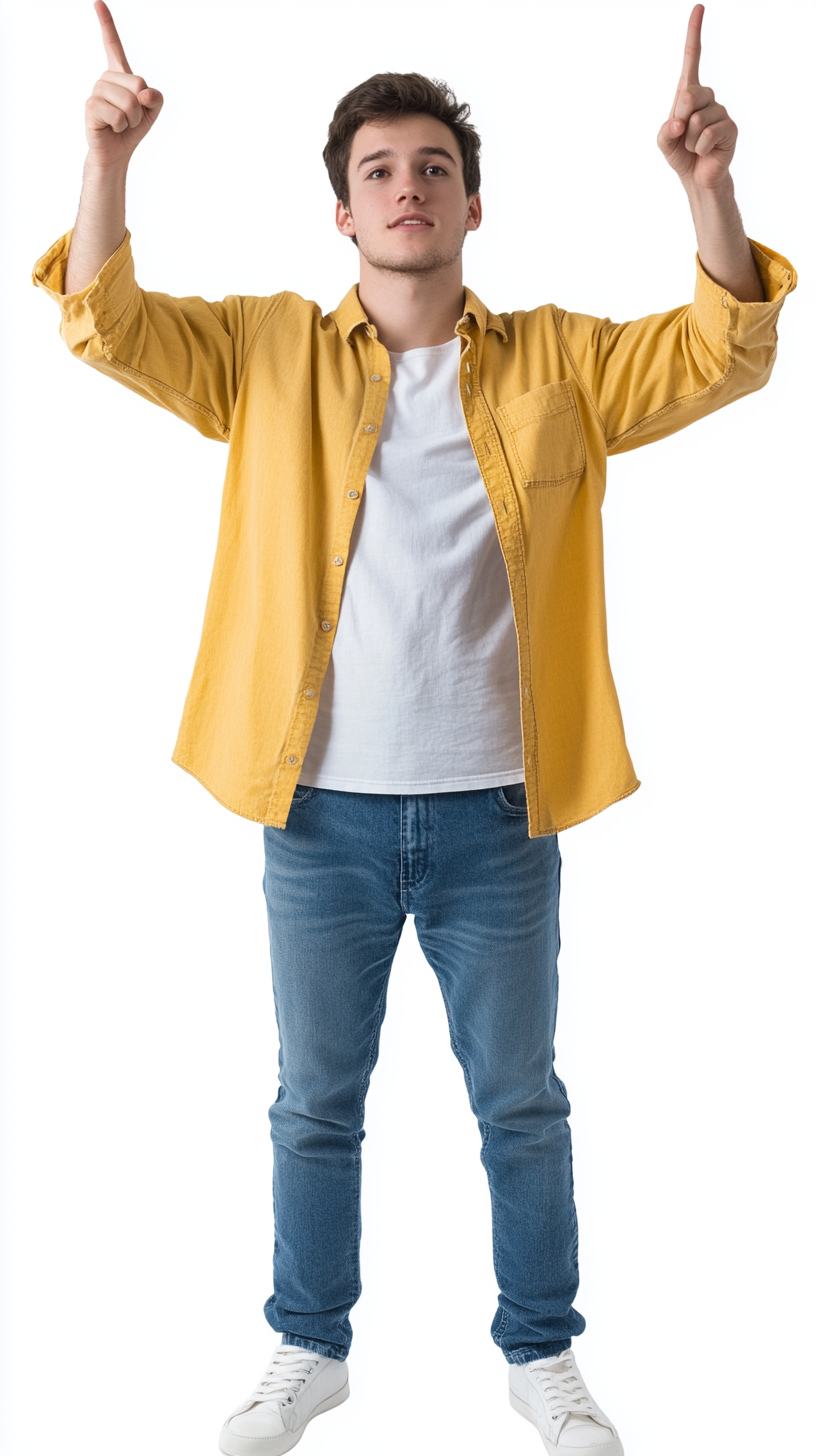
[137,87,164,123]
[657,114,686,157]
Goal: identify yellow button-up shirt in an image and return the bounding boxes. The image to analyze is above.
[32,229,796,836]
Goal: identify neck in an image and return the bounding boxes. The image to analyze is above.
[356,254,466,352]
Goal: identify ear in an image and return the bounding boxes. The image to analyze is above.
[464,193,482,234]
[335,197,357,239]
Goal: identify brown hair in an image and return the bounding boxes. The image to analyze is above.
[323,72,482,209]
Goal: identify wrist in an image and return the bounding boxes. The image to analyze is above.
[682,170,735,206]
[82,152,130,185]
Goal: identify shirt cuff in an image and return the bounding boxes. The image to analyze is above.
[691,237,797,359]
[31,228,136,339]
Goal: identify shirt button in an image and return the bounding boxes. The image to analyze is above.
[321,620,333,631]
[364,423,376,433]
[287,755,298,765]
[370,373,381,382]
[348,489,359,499]
[333,555,344,565]
[304,688,315,698]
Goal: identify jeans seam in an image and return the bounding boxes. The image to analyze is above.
[399,796,435,907]
[351,1136,363,1304]
[417,794,435,891]
[356,980,390,1128]
[430,974,502,1281]
[399,798,406,912]
[349,976,391,1307]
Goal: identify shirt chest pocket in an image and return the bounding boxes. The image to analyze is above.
[496,380,586,487]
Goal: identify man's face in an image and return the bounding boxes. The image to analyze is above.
[336,114,481,273]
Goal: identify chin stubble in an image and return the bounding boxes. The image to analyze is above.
[359,231,467,277]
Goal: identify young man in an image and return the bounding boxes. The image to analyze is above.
[33,3,795,1452]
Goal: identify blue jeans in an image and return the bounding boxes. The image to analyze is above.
[261,783,585,1365]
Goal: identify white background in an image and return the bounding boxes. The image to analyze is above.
[1,1,813,1453]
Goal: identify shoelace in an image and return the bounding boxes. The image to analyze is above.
[527,1353,602,1423]
[249,1346,317,1407]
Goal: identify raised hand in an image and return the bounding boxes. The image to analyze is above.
[85,0,163,166]
[657,5,737,191]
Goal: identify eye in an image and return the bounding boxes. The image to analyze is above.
[368,168,388,179]
[424,165,446,175]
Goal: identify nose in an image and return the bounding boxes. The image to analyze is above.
[395,170,425,204]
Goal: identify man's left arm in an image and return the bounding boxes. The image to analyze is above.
[555,5,796,456]
[658,3,763,302]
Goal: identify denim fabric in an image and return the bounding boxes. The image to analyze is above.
[261,782,586,1364]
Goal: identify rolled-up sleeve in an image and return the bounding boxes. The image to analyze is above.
[32,229,280,442]
[557,238,797,456]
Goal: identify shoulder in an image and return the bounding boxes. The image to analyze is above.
[233,290,344,362]
[487,302,578,346]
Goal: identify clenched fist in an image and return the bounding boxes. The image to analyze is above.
[85,0,163,165]
[658,5,738,191]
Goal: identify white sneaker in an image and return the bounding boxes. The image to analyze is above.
[218,1344,349,1456]
[509,1348,623,1454]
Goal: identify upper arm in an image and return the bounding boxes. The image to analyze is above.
[33,229,280,441]
[557,242,795,456]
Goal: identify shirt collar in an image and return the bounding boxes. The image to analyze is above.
[330,283,507,344]
[459,286,508,342]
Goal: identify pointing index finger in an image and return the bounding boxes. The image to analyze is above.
[94,0,133,75]
[680,3,704,87]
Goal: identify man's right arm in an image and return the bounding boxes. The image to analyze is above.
[65,1,163,293]
[35,2,283,443]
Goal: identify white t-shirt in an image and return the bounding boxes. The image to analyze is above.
[299,336,525,793]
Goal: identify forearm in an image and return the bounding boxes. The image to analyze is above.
[65,155,128,294]
[684,177,764,302]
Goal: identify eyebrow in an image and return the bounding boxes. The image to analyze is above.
[356,145,459,171]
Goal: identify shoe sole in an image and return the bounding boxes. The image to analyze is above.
[218,1378,350,1456]
[509,1388,624,1456]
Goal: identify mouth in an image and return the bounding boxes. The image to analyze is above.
[388,213,434,229]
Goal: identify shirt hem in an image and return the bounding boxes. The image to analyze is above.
[172,752,640,835]
[535,778,641,837]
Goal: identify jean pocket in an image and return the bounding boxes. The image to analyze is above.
[496,380,586,487]
[290,784,316,806]
[496,781,528,816]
